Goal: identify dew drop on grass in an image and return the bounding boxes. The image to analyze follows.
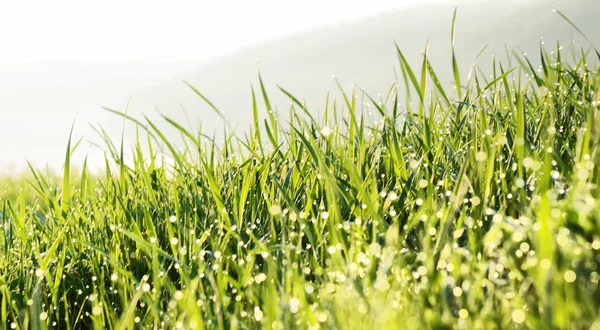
[540,259,552,270]
[92,306,102,316]
[254,307,263,321]
[512,309,526,323]
[304,284,314,294]
[327,246,336,254]
[564,270,577,283]
[289,297,300,314]
[369,243,381,256]
[453,287,463,297]
[516,250,523,258]
[318,313,328,323]
[174,291,184,301]
[254,273,267,283]
[269,205,282,216]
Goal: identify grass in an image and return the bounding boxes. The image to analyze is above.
[2,13,600,330]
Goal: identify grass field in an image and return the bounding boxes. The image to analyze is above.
[2,14,600,329]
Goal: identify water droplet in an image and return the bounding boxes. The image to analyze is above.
[512,309,526,323]
[564,270,577,283]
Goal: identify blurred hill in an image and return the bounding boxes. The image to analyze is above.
[116,0,599,144]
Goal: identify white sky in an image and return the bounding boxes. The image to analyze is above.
[0,0,424,171]
[0,0,419,65]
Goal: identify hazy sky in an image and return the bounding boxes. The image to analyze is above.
[0,0,526,172]
[0,0,427,171]
[1,0,422,65]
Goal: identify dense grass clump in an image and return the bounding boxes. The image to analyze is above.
[2,20,600,330]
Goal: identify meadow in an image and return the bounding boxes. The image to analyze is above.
[1,13,600,329]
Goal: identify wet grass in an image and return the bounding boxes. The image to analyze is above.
[1,12,600,330]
